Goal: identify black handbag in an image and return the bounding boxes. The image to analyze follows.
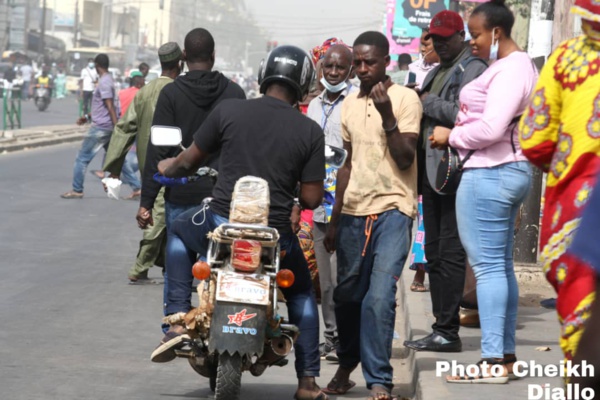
[435,147,474,195]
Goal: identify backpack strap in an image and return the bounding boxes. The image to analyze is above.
[445,56,488,101]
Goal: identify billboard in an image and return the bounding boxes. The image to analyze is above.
[385,0,450,59]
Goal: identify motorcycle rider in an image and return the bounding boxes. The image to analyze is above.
[35,67,54,99]
[151,45,329,400]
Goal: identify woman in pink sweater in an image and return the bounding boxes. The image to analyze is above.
[431,0,538,383]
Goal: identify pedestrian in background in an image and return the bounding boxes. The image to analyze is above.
[61,54,118,199]
[404,27,440,294]
[404,28,440,91]
[113,71,145,200]
[429,0,538,383]
[519,0,600,366]
[19,62,33,100]
[306,43,357,364]
[80,58,98,115]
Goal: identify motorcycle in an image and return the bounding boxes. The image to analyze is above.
[34,84,51,111]
[150,125,347,400]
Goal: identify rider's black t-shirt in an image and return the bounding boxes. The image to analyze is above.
[193,95,325,234]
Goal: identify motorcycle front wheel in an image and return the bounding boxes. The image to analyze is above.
[214,352,242,400]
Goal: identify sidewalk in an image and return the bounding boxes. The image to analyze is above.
[395,272,566,400]
[0,124,86,153]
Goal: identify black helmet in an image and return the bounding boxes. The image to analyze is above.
[258,45,314,101]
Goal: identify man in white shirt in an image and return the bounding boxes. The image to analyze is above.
[19,63,33,100]
[80,58,98,114]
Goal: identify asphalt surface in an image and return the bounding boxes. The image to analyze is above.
[0,143,378,400]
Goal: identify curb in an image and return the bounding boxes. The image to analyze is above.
[0,125,87,154]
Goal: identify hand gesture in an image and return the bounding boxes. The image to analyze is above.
[136,207,153,229]
[370,82,394,122]
[76,116,87,126]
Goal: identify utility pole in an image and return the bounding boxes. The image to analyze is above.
[552,0,575,47]
[514,0,555,265]
[74,0,79,48]
[40,0,47,62]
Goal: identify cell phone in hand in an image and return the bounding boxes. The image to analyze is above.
[407,72,417,84]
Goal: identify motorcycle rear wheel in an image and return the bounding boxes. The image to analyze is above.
[215,352,242,400]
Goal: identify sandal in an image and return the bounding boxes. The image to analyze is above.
[446,358,509,384]
[150,330,190,363]
[60,190,84,199]
[322,378,356,395]
[410,281,428,292]
[503,355,520,380]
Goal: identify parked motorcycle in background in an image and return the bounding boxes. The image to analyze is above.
[150,126,347,400]
[34,84,51,111]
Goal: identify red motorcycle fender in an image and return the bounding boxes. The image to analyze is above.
[208,302,267,357]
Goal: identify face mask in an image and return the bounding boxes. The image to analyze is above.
[489,28,499,62]
[320,68,352,93]
[88,63,95,69]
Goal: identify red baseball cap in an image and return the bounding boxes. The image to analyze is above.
[426,10,465,39]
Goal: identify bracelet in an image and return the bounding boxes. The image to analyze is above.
[383,119,398,133]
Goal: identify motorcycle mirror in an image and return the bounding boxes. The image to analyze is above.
[325,145,347,169]
[150,125,183,147]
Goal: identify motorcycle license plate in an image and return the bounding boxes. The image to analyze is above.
[216,271,270,305]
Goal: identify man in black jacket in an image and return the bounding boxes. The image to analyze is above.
[137,28,245,331]
[403,11,487,353]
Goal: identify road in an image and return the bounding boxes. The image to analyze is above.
[17,94,81,129]
[0,143,373,400]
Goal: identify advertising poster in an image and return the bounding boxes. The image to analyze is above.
[385,0,450,61]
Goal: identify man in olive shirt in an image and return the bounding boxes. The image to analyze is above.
[103,42,183,283]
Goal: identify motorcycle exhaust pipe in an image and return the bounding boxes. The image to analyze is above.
[271,334,294,356]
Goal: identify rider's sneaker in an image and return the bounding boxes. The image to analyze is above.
[150,329,190,363]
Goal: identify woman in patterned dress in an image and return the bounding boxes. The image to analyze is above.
[518,0,600,363]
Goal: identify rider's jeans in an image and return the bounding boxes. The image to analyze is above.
[162,201,203,333]
[71,125,112,193]
[167,204,320,378]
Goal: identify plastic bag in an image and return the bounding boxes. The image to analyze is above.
[229,176,270,225]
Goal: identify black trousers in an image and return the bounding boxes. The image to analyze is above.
[422,177,466,341]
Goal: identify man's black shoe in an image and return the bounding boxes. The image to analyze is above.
[403,332,462,352]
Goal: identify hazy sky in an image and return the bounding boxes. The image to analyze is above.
[245,0,386,51]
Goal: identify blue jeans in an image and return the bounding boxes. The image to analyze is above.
[71,126,112,193]
[168,204,320,378]
[334,209,412,390]
[162,201,203,333]
[120,150,141,191]
[456,161,532,359]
